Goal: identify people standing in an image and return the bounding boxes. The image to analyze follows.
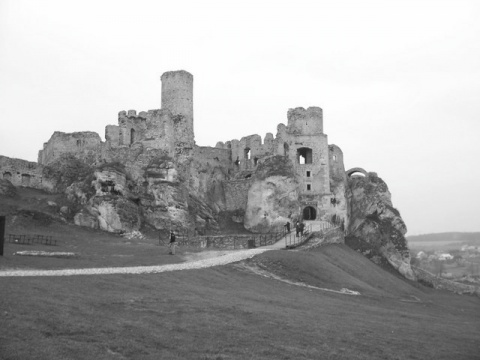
[286,221,291,233]
[169,230,176,255]
[295,221,300,237]
[300,222,305,237]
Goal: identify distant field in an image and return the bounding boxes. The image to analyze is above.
[407,232,480,244]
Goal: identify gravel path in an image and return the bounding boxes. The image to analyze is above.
[0,248,272,277]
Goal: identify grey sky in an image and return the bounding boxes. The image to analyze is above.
[1,0,479,235]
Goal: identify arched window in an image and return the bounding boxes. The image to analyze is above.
[297,147,313,164]
[283,142,289,157]
[130,128,135,144]
[254,157,258,166]
[244,147,251,160]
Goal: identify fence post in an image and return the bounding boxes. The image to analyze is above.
[0,216,5,256]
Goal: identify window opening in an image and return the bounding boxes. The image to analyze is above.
[244,148,251,160]
[297,147,313,164]
[254,157,258,166]
[21,174,31,186]
[130,128,135,144]
[333,155,337,162]
[306,171,311,177]
[283,142,289,157]
[306,184,311,191]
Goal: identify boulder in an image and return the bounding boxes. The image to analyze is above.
[345,172,416,280]
[74,211,98,229]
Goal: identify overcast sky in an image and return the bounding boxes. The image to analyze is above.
[1,0,479,235]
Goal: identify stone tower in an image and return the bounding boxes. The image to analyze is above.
[161,70,194,145]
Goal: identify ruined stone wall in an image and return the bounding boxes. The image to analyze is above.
[38,131,102,165]
[116,110,147,146]
[0,156,55,191]
[328,144,346,182]
[223,178,253,211]
[105,109,175,155]
[222,132,276,172]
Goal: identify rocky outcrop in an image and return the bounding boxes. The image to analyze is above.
[345,172,416,281]
[244,156,300,233]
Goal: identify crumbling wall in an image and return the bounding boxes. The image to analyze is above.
[38,131,102,165]
[0,155,55,191]
[222,132,276,172]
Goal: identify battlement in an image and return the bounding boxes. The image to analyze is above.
[118,110,149,120]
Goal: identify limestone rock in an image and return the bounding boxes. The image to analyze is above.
[74,211,98,229]
[345,173,416,280]
[95,197,141,233]
[0,179,17,197]
[244,156,300,233]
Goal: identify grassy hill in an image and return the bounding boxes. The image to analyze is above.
[1,189,480,359]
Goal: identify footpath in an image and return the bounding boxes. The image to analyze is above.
[0,248,274,278]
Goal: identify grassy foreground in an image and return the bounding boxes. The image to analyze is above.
[1,243,479,360]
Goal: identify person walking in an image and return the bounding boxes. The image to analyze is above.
[295,221,300,237]
[300,222,305,237]
[286,221,291,233]
[169,230,176,255]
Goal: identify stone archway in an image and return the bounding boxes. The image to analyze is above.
[346,167,368,177]
[302,206,317,220]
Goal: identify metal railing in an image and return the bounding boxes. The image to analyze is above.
[283,219,343,249]
[7,234,57,246]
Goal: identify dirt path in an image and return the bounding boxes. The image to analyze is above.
[0,248,272,277]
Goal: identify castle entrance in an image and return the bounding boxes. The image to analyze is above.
[302,206,316,220]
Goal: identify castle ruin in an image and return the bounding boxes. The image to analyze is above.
[2,70,348,232]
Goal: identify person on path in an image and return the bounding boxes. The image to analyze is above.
[300,222,305,237]
[169,231,176,255]
[286,221,290,233]
[295,221,300,237]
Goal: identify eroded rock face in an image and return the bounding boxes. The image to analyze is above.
[345,173,416,281]
[244,156,300,233]
[94,197,141,233]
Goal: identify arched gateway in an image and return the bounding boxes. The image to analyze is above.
[303,206,317,220]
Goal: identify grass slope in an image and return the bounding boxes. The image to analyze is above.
[1,189,479,359]
[1,245,479,360]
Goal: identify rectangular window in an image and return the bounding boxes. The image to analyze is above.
[306,184,311,191]
[306,171,311,178]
